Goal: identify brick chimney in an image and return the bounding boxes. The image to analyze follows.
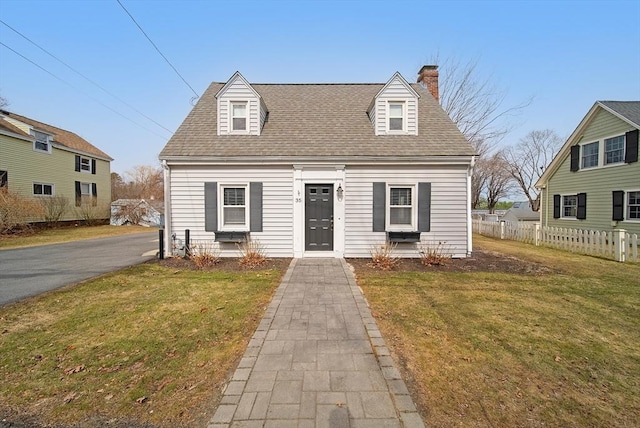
[417,65,439,102]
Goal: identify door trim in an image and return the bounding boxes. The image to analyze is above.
[293,165,345,258]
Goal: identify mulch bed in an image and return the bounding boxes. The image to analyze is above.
[158,249,551,276]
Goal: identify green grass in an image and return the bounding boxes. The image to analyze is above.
[0,225,156,249]
[355,235,640,427]
[0,262,286,427]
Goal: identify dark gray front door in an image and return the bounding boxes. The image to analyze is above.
[305,184,334,251]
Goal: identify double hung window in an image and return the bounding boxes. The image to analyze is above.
[388,186,415,230]
[629,191,640,220]
[388,102,404,131]
[231,102,247,131]
[604,136,624,165]
[33,130,51,153]
[222,186,247,229]
[581,142,599,168]
[562,195,578,218]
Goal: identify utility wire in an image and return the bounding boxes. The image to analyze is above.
[0,41,169,140]
[116,0,200,103]
[0,19,174,135]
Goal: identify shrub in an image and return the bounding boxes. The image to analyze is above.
[419,241,452,266]
[0,189,44,234]
[189,241,220,269]
[368,242,400,271]
[75,201,109,226]
[40,195,69,223]
[237,238,267,269]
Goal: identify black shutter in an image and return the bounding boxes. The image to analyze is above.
[625,129,638,163]
[75,155,80,172]
[372,182,386,232]
[91,183,98,206]
[75,181,81,207]
[417,182,431,232]
[577,193,587,220]
[250,182,263,232]
[204,182,218,232]
[570,146,580,172]
[91,159,96,175]
[553,194,561,218]
[612,190,625,221]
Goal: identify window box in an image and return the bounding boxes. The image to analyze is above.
[387,231,420,243]
[214,231,248,243]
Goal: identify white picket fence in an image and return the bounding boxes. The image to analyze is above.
[472,219,639,263]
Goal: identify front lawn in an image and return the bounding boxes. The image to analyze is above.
[354,235,640,427]
[0,260,288,427]
[0,225,156,249]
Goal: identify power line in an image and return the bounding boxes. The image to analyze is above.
[0,41,170,140]
[0,19,174,135]
[116,0,200,103]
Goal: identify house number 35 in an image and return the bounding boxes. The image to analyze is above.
[295,197,302,203]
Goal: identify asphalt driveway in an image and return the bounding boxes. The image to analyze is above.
[0,232,158,306]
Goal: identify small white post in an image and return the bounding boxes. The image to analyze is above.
[500,221,505,240]
[535,223,541,246]
[614,229,627,262]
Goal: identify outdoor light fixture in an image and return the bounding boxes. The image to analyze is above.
[337,184,344,200]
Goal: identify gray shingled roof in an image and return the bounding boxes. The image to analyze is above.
[160,82,475,160]
[599,101,640,128]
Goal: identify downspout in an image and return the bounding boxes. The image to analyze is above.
[467,156,476,256]
[162,160,171,258]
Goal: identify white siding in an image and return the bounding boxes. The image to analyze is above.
[169,166,293,257]
[375,76,418,136]
[217,77,262,136]
[344,165,469,258]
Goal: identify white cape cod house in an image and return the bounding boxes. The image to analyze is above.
[159,67,477,258]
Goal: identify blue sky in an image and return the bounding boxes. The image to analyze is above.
[1,0,639,176]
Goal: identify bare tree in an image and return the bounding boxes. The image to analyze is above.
[432,55,532,208]
[112,166,163,202]
[0,94,8,109]
[502,129,563,210]
[435,56,532,151]
[485,153,514,213]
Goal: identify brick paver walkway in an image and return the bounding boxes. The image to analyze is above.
[208,258,425,427]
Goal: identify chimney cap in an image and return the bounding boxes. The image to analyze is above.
[418,65,438,74]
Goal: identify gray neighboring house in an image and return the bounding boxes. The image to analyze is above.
[159,67,477,258]
[501,201,540,224]
[110,199,164,227]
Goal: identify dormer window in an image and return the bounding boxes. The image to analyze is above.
[231,102,247,131]
[33,130,52,153]
[389,102,404,131]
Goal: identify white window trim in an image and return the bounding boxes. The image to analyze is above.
[578,133,627,170]
[387,101,406,133]
[218,184,250,231]
[560,193,578,220]
[603,134,626,166]
[230,100,249,134]
[580,141,599,170]
[32,130,52,154]
[79,156,93,173]
[385,184,417,231]
[80,182,92,196]
[33,182,54,196]
[626,189,640,222]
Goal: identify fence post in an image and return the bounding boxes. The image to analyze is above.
[500,221,505,240]
[535,223,540,246]
[614,229,627,262]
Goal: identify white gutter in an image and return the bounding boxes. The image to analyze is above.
[161,160,171,258]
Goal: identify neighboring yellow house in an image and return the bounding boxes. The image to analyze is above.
[0,110,113,222]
